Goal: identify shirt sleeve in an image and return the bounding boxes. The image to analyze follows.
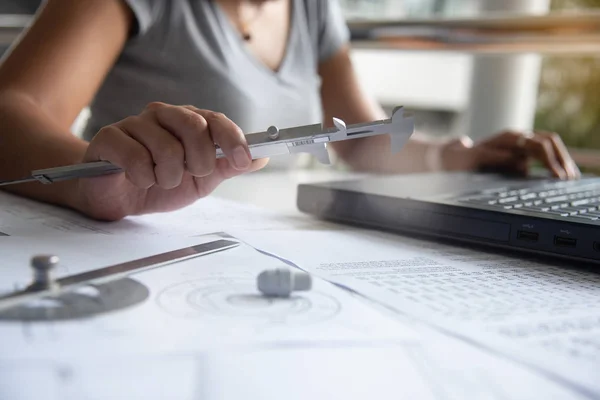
[316,0,350,62]
[120,0,164,37]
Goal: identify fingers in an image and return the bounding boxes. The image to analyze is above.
[537,131,581,180]
[117,115,185,189]
[482,130,577,180]
[146,104,216,178]
[87,102,257,192]
[184,107,252,170]
[151,103,252,172]
[80,103,266,217]
[523,134,566,179]
[85,125,156,189]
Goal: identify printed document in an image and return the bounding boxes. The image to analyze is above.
[235,229,600,398]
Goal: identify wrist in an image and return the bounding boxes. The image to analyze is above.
[424,139,449,172]
[435,135,475,172]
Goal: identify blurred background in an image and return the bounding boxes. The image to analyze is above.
[1,0,599,172]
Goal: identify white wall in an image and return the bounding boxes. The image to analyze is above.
[351,50,472,112]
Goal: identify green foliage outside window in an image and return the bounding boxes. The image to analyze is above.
[535,0,600,151]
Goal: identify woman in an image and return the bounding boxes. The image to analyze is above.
[0,0,580,221]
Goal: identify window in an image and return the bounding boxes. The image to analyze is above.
[536,0,600,172]
[340,0,600,173]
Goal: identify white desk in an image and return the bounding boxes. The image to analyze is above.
[210,169,598,400]
[210,168,367,215]
[0,169,595,400]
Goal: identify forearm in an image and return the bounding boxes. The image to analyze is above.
[318,46,449,174]
[331,131,444,174]
[0,90,88,208]
[326,101,444,174]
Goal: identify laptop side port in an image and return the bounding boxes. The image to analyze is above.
[517,230,539,242]
[594,242,600,252]
[554,236,577,248]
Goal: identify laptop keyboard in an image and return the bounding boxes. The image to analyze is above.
[456,178,600,221]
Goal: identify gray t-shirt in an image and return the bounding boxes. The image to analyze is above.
[83,0,349,166]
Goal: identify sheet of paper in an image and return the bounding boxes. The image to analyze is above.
[0,355,200,400]
[0,304,585,400]
[0,190,322,237]
[0,346,437,400]
[0,234,587,400]
[0,233,416,362]
[337,292,589,400]
[234,229,600,399]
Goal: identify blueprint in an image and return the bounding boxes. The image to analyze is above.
[0,234,415,361]
[0,233,590,399]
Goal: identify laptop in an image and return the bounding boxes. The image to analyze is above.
[296,171,600,265]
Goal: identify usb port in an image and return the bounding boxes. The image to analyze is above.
[554,236,577,248]
[517,230,539,242]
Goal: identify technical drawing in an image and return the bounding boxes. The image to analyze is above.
[157,274,341,326]
[0,278,149,322]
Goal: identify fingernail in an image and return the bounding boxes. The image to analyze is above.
[233,146,251,169]
[570,162,581,179]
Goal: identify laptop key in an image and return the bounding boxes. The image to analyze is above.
[572,206,591,213]
[518,206,551,214]
[460,195,498,203]
[463,198,498,205]
[532,206,551,212]
[559,208,581,216]
[520,193,538,201]
[498,196,519,204]
[545,211,570,217]
[568,215,599,221]
[544,195,570,203]
[571,199,591,207]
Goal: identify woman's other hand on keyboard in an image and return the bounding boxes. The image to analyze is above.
[440,130,581,180]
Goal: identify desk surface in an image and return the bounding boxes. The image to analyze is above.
[210,168,366,215]
[211,169,599,399]
[0,169,596,399]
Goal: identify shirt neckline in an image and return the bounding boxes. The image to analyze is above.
[210,0,298,80]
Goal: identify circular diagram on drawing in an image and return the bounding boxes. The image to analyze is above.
[156,276,341,325]
[0,278,149,322]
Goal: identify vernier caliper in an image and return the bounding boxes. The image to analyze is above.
[0,106,414,187]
